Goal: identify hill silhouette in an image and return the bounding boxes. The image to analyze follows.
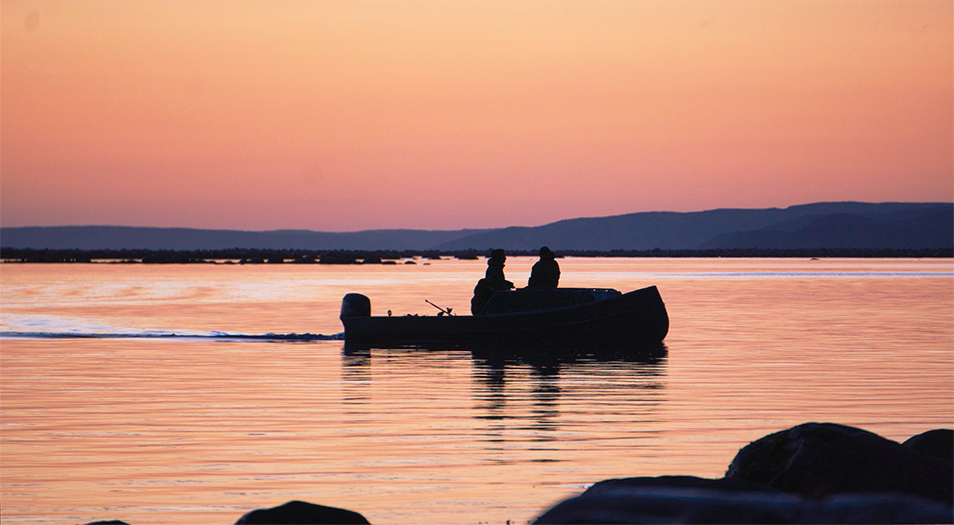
[434,202,952,250]
[2,202,950,251]
[699,207,953,250]
[0,226,493,251]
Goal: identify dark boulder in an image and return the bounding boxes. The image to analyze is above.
[725,422,953,505]
[534,487,953,524]
[806,493,953,524]
[536,425,954,524]
[535,486,803,524]
[84,521,131,525]
[235,500,370,524]
[903,428,953,463]
[584,475,782,496]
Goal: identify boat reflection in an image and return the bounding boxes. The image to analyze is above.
[341,340,668,446]
[343,339,667,364]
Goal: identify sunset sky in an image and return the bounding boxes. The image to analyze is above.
[2,0,951,231]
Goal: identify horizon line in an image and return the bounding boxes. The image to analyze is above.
[3,200,950,234]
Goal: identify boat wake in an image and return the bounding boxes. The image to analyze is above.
[1,330,343,341]
[0,314,343,341]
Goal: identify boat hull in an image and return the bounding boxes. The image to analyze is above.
[340,286,669,347]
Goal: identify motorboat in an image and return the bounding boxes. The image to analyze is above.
[339,286,668,348]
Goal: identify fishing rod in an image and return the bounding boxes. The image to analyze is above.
[425,299,454,316]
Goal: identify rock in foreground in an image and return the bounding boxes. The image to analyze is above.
[234,500,370,524]
[535,484,953,524]
[535,423,954,524]
[903,428,954,463]
[725,422,952,505]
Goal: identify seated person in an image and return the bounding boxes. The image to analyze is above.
[471,249,514,314]
[527,246,560,289]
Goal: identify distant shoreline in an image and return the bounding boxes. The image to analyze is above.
[4,203,951,253]
[1,247,950,264]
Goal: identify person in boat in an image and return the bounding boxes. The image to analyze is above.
[471,249,514,314]
[527,246,560,289]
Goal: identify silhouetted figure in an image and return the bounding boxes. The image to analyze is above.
[471,249,514,315]
[528,246,560,289]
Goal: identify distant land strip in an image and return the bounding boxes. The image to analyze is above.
[1,247,950,264]
[2,202,951,252]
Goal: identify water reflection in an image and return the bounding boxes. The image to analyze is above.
[472,358,563,441]
[340,342,668,446]
[341,352,372,405]
[343,339,668,362]
[469,343,667,445]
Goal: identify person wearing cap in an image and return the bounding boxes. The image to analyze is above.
[471,249,515,314]
[527,246,560,289]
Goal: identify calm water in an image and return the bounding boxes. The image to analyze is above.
[2,258,952,524]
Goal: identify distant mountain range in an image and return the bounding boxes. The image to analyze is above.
[2,202,951,251]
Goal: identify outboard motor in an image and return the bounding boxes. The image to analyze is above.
[340,293,371,319]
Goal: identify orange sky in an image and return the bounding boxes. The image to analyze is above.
[2,0,951,231]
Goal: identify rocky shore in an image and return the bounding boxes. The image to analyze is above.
[537,423,952,524]
[85,423,952,525]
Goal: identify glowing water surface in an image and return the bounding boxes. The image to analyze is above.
[2,258,952,524]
